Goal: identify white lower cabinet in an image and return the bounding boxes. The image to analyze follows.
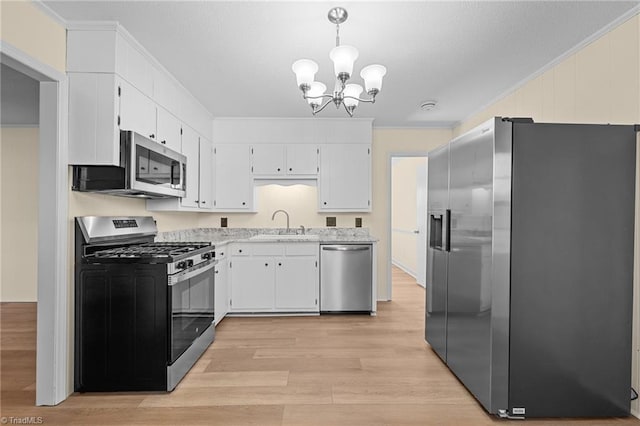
[231,258,275,311]
[275,257,318,310]
[229,242,319,313]
[214,248,229,325]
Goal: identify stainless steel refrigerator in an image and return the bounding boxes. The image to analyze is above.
[425,117,637,418]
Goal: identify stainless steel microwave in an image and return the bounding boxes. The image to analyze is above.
[72,130,187,198]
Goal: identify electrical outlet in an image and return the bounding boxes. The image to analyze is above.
[355,217,362,227]
[326,217,336,227]
[221,217,228,228]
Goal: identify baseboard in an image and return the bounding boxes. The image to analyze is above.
[391,260,416,279]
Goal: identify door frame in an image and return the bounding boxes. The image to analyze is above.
[386,151,429,301]
[1,41,70,405]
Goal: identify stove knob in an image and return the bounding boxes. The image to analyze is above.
[202,252,212,260]
[177,261,187,270]
[187,259,194,268]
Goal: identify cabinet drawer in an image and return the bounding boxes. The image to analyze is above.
[216,244,228,260]
[285,243,319,256]
[253,244,285,256]
[232,244,251,256]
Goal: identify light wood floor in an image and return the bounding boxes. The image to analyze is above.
[2,267,639,425]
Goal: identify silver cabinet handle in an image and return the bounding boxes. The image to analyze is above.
[322,246,370,251]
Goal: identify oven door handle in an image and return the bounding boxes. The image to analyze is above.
[169,260,217,286]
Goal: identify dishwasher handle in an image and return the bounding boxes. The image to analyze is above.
[322,246,370,251]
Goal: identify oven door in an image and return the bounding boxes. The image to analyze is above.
[168,260,215,364]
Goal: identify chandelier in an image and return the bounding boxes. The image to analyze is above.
[292,7,387,117]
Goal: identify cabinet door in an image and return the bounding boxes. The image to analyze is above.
[252,144,285,175]
[156,107,182,153]
[286,144,318,175]
[230,258,275,310]
[119,79,157,141]
[214,260,229,325]
[181,126,200,208]
[319,144,371,210]
[214,144,253,210]
[68,73,120,165]
[198,138,213,210]
[275,257,318,311]
[75,264,167,391]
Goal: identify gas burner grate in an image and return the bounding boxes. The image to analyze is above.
[91,242,211,259]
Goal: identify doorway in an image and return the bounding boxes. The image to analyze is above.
[389,155,428,296]
[1,46,69,405]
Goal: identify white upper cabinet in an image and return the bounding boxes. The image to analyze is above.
[147,128,213,212]
[118,79,157,141]
[67,26,152,97]
[251,144,319,177]
[319,143,371,211]
[252,145,286,175]
[68,73,120,165]
[156,107,182,152]
[213,144,254,211]
[212,118,372,212]
[67,23,212,165]
[180,126,200,208]
[286,144,319,175]
[198,138,213,210]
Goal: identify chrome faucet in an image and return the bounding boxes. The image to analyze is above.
[298,225,306,235]
[271,209,290,233]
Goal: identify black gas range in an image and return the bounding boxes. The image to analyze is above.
[74,216,216,392]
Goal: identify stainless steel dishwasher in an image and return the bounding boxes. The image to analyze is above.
[320,244,372,313]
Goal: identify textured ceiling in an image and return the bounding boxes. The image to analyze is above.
[36,1,640,127]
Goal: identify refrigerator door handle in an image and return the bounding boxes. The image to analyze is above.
[429,213,444,250]
[445,209,451,252]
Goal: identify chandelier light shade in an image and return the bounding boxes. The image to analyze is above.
[306,82,327,107]
[343,84,363,108]
[292,59,319,88]
[329,45,359,80]
[292,7,386,117]
[360,64,387,94]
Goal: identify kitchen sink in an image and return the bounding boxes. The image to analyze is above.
[249,234,319,241]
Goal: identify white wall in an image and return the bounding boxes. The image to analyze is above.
[0,128,39,301]
[0,0,66,74]
[391,157,427,277]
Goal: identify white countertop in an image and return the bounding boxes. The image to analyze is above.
[156,228,378,245]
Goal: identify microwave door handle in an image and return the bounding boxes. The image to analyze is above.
[180,162,186,190]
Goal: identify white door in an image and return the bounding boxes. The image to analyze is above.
[416,160,428,287]
[252,144,285,175]
[180,126,200,208]
[214,144,253,210]
[286,144,318,175]
[214,260,229,324]
[198,138,213,209]
[275,257,318,310]
[230,258,275,310]
[156,106,182,153]
[319,144,370,210]
[118,79,156,140]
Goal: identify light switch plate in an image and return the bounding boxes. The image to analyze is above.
[326,217,336,227]
[221,217,228,228]
[355,218,362,227]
